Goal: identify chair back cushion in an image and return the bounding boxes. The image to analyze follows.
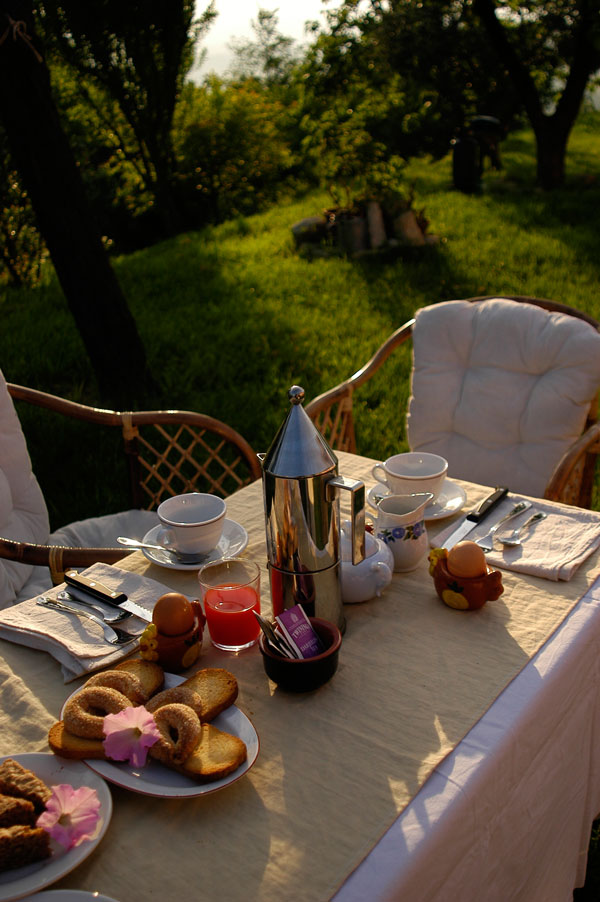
[407,298,600,497]
[0,370,50,606]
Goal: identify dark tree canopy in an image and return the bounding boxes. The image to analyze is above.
[308,0,600,188]
[0,0,155,402]
[36,0,216,235]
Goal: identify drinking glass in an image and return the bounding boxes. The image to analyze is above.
[198,558,261,652]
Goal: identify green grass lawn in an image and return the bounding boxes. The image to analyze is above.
[2,118,600,526]
[1,115,600,894]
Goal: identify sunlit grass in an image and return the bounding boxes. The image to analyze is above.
[1,116,600,525]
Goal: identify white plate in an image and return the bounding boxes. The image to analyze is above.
[19,892,119,901]
[367,479,467,521]
[61,674,259,799]
[141,520,248,571]
[0,754,112,902]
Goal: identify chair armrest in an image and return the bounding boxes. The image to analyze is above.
[545,422,600,507]
[0,537,131,585]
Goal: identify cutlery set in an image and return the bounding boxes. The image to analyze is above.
[36,571,151,646]
[443,487,548,552]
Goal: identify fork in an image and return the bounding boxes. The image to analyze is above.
[37,596,137,645]
[498,511,547,547]
[475,501,531,552]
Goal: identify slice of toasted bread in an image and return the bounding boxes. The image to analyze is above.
[48,721,105,760]
[112,658,164,698]
[173,723,247,783]
[180,668,238,722]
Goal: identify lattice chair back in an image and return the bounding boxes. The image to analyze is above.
[122,413,261,509]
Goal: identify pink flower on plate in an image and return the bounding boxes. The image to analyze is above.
[103,705,161,767]
[37,783,101,850]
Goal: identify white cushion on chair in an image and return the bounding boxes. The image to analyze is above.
[0,371,50,607]
[0,368,159,608]
[407,299,600,497]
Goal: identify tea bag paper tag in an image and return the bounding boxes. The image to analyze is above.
[275,605,324,659]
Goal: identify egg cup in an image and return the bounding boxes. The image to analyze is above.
[139,601,206,671]
[428,547,504,611]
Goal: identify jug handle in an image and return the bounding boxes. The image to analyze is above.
[326,476,365,565]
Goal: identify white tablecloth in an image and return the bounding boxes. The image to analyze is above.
[334,577,600,901]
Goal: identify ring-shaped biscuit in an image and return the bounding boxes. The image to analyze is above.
[145,687,203,717]
[85,670,147,705]
[63,686,131,740]
[149,703,201,765]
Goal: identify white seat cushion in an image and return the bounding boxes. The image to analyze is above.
[407,299,600,497]
[0,372,50,607]
[0,368,160,608]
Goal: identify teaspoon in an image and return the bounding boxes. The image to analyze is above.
[499,511,547,547]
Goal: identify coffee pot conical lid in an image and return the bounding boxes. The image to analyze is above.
[263,385,337,478]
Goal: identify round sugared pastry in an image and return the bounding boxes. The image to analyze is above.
[139,597,206,672]
[428,544,503,611]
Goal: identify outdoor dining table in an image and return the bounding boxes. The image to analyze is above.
[1,450,600,901]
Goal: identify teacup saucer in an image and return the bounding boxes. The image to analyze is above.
[141,520,248,571]
[367,479,466,522]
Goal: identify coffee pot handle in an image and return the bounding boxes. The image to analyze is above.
[326,476,366,565]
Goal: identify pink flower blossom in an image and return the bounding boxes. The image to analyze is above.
[103,705,161,767]
[37,783,101,850]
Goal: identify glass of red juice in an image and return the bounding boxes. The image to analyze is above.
[198,558,261,652]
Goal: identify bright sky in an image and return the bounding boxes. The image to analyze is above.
[192,0,339,78]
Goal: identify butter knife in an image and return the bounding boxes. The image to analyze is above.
[442,487,509,550]
[64,570,152,622]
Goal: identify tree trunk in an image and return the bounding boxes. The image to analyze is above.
[0,2,156,405]
[473,0,597,190]
[533,120,569,190]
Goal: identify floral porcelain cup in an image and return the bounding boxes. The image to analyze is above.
[374,493,433,572]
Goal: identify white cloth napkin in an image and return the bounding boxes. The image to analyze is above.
[0,562,178,681]
[432,495,600,581]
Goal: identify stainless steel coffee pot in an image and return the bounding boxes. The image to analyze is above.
[260,385,365,631]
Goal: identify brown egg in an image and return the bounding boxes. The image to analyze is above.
[152,592,196,637]
[447,540,487,579]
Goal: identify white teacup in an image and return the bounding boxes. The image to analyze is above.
[156,493,226,556]
[371,452,448,501]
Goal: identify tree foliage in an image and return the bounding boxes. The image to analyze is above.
[228,7,300,85]
[173,78,295,223]
[35,0,216,234]
[307,0,600,188]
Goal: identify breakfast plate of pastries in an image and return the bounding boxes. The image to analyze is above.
[49,660,259,799]
[0,753,112,902]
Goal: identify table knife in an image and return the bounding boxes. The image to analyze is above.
[64,570,152,622]
[442,487,509,550]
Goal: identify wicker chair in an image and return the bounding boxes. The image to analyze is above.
[306,296,600,508]
[1,382,261,586]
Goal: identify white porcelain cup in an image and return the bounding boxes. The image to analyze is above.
[371,452,448,501]
[156,492,226,556]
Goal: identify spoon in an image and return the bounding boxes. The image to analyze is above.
[37,596,137,645]
[498,511,547,547]
[116,536,205,564]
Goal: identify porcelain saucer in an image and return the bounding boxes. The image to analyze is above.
[141,520,248,571]
[367,479,466,522]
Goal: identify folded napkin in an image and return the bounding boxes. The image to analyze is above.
[432,495,600,581]
[0,562,179,682]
